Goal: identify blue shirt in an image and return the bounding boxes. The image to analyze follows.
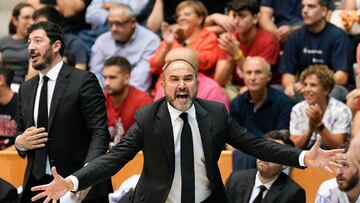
[279,23,354,82]
[89,23,160,91]
[230,87,293,137]
[261,0,335,27]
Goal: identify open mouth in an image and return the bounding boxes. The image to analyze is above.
[30,52,40,62]
[176,93,188,99]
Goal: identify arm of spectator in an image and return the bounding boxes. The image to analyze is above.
[282,73,304,99]
[342,0,357,10]
[89,40,106,86]
[85,0,109,27]
[146,0,164,32]
[57,0,85,18]
[218,32,245,70]
[334,70,348,85]
[205,13,235,34]
[353,110,360,137]
[290,133,313,149]
[346,89,360,115]
[259,6,278,37]
[214,59,234,87]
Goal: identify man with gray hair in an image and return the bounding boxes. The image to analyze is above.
[89,3,160,91]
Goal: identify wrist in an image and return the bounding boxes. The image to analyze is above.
[232,49,244,61]
[65,178,74,192]
[314,122,325,133]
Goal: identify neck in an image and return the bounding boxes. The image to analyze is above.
[40,56,62,75]
[0,88,14,105]
[187,27,201,42]
[307,20,326,33]
[317,96,329,112]
[238,27,257,44]
[258,172,279,184]
[346,190,360,203]
[111,86,129,108]
[249,88,268,109]
[12,33,25,40]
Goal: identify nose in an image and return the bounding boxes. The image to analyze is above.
[178,79,186,89]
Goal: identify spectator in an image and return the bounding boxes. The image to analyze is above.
[0,3,34,85]
[289,65,352,149]
[351,98,360,137]
[279,0,354,102]
[216,0,280,91]
[226,130,306,203]
[0,67,17,150]
[230,57,293,170]
[89,4,160,91]
[32,5,88,70]
[259,0,334,43]
[150,1,221,95]
[103,56,153,145]
[315,142,360,203]
[153,47,229,111]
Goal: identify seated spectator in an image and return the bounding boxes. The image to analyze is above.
[154,47,229,111]
[259,0,334,43]
[0,3,34,85]
[146,0,229,33]
[0,67,17,150]
[26,0,91,34]
[315,142,360,203]
[150,1,221,94]
[279,0,354,102]
[216,0,280,90]
[346,43,360,116]
[89,4,160,91]
[102,56,153,144]
[351,98,360,137]
[226,130,306,203]
[31,5,88,70]
[230,57,293,171]
[290,65,352,149]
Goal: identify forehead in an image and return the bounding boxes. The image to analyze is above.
[103,65,124,74]
[302,0,320,5]
[108,8,128,19]
[243,59,267,71]
[304,74,320,82]
[28,29,48,39]
[164,61,195,76]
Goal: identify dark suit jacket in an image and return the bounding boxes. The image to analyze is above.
[73,98,303,203]
[225,169,306,203]
[16,64,112,200]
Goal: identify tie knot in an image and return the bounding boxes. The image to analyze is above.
[42,76,49,83]
[179,112,188,122]
[259,185,267,192]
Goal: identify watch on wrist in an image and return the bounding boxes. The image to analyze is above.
[181,41,187,47]
[315,122,325,133]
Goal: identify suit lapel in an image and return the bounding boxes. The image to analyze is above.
[156,101,175,171]
[262,172,285,203]
[28,76,40,126]
[243,171,256,203]
[48,64,70,133]
[194,101,211,162]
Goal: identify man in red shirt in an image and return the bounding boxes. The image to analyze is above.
[103,56,153,144]
[215,0,280,91]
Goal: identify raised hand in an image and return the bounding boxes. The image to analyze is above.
[15,127,47,150]
[31,167,71,202]
[304,135,344,173]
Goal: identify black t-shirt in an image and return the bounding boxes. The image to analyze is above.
[0,93,18,149]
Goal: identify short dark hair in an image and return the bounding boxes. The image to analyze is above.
[9,2,33,35]
[27,21,65,56]
[319,0,329,7]
[227,0,259,15]
[0,67,14,87]
[264,130,295,147]
[33,5,64,27]
[104,56,131,74]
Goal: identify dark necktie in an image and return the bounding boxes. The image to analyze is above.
[179,112,195,203]
[32,76,49,180]
[253,185,267,203]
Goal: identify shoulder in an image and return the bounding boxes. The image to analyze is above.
[328,98,352,114]
[136,24,160,40]
[230,93,248,107]
[317,178,338,197]
[227,169,256,185]
[269,87,293,104]
[94,31,113,44]
[278,172,304,191]
[324,23,349,36]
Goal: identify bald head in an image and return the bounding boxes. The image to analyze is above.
[243,56,271,73]
[164,47,199,71]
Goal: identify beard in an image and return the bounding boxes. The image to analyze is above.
[337,172,359,192]
[32,47,54,71]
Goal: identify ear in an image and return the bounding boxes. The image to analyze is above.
[124,72,130,84]
[267,72,272,82]
[52,40,62,54]
[321,7,328,18]
[252,14,259,25]
[0,75,5,86]
[12,17,19,27]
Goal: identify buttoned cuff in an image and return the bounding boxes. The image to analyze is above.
[67,175,79,192]
[299,151,308,167]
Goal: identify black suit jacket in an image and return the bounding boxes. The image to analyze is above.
[225,169,306,203]
[73,98,303,203]
[16,64,112,199]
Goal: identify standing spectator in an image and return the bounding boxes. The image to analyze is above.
[226,131,306,203]
[230,57,293,170]
[279,0,354,102]
[216,0,280,90]
[15,21,112,203]
[315,143,360,203]
[103,56,153,144]
[0,3,34,85]
[90,4,160,91]
[289,65,352,149]
[0,67,17,150]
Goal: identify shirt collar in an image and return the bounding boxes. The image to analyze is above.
[254,170,278,190]
[39,60,63,83]
[167,102,196,122]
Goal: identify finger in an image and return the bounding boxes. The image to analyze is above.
[32,184,48,191]
[31,191,47,201]
[30,143,46,149]
[313,134,321,148]
[52,167,59,177]
[44,197,51,203]
[323,165,334,174]
[26,126,37,132]
[32,132,48,140]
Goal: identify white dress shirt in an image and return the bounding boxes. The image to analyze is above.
[34,60,63,174]
[249,171,278,203]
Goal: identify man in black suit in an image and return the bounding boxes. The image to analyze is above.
[14,21,112,202]
[226,130,306,203]
[32,48,341,203]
